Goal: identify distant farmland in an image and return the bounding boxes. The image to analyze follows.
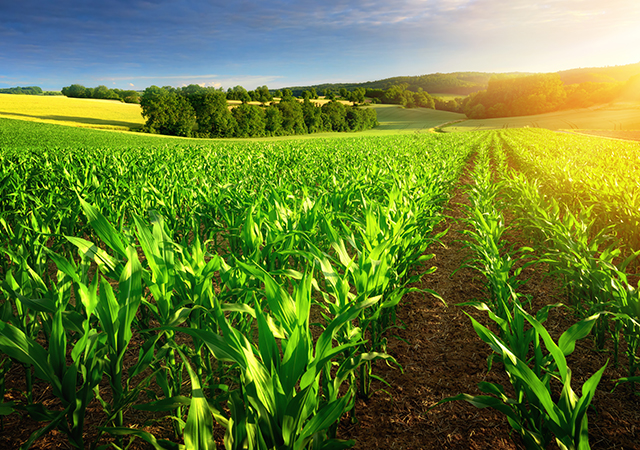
[444,101,640,132]
[2,93,640,137]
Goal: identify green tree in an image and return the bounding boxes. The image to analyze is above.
[227,86,251,103]
[348,87,366,104]
[140,86,197,137]
[281,89,295,101]
[186,90,235,137]
[321,100,347,131]
[61,84,88,98]
[232,103,266,137]
[414,89,435,109]
[265,104,284,136]
[277,99,306,134]
[302,98,323,133]
[254,85,273,104]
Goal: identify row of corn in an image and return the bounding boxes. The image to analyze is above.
[436,133,639,450]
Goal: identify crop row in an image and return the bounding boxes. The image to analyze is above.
[429,132,639,450]
[497,128,640,250]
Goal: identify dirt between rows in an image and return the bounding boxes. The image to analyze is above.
[2,166,640,449]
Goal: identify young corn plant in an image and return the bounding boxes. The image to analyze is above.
[434,308,607,450]
[170,266,394,450]
[0,261,109,449]
[312,204,441,400]
[505,172,640,372]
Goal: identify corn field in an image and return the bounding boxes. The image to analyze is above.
[0,118,638,449]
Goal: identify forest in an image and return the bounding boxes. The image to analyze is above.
[61,84,141,104]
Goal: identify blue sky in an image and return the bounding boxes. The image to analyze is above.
[1,0,639,91]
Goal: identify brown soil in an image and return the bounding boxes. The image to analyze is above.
[2,164,639,449]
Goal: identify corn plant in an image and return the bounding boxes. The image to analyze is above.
[0,264,108,449]
[165,266,393,450]
[505,171,640,375]
[435,307,607,450]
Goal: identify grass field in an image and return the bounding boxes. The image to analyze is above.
[445,101,640,132]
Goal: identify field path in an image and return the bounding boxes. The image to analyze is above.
[342,159,519,449]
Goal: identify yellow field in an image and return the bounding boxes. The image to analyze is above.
[0,93,145,130]
[445,102,640,132]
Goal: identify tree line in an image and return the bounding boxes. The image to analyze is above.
[363,84,465,113]
[140,85,378,138]
[283,72,491,98]
[61,84,141,104]
[461,73,629,119]
[0,86,60,95]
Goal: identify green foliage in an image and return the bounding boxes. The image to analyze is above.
[0,86,43,95]
[461,73,625,119]
[232,103,267,137]
[136,85,377,138]
[434,141,611,449]
[140,86,197,137]
[61,84,138,103]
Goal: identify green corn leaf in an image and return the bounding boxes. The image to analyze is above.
[66,236,121,279]
[505,355,565,428]
[133,395,191,412]
[0,402,15,416]
[117,246,143,346]
[518,304,569,380]
[281,326,310,394]
[334,351,396,389]
[430,393,521,425]
[236,261,297,334]
[255,305,280,373]
[49,308,67,384]
[180,351,217,450]
[98,427,181,450]
[571,361,608,448]
[282,385,313,447]
[78,197,128,258]
[0,322,61,392]
[557,313,599,357]
[295,395,351,450]
[97,277,119,350]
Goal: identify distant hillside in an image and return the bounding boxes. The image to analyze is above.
[283,72,497,97]
[283,62,640,97]
[558,62,640,85]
